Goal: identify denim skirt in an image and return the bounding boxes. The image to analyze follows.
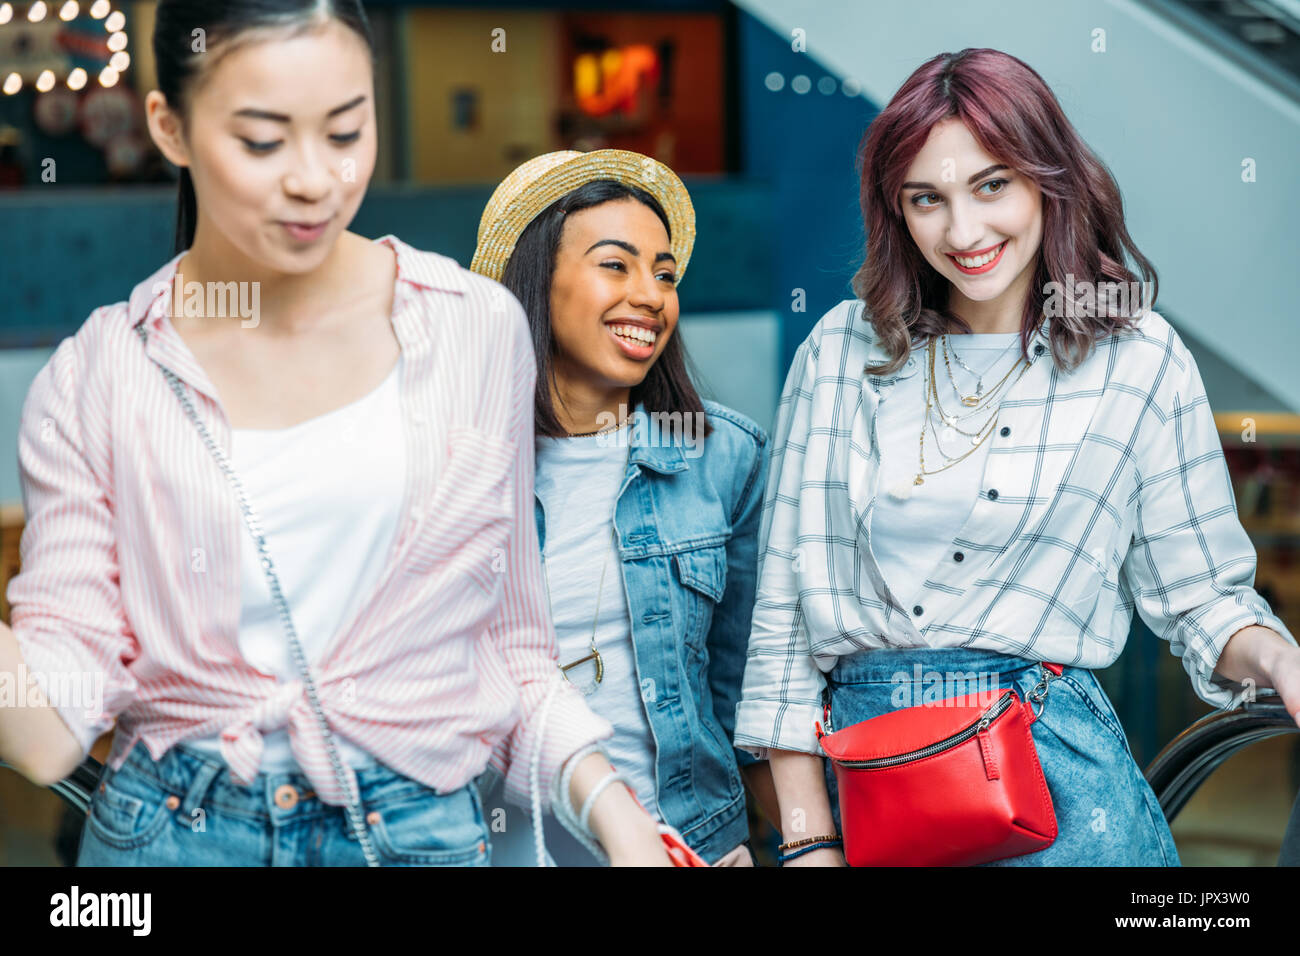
[822,646,1180,866]
[76,741,492,867]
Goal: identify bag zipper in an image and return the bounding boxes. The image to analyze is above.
[835,690,1014,769]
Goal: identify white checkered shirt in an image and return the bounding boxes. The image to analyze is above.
[735,299,1297,757]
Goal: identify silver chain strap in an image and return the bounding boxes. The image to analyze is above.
[134,322,381,867]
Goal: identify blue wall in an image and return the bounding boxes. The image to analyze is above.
[736,10,879,371]
[0,178,773,349]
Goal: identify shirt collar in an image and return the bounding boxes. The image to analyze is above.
[126,235,465,401]
[627,401,689,475]
[127,233,465,330]
[864,314,1054,369]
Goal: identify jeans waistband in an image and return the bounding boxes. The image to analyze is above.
[113,740,426,822]
[829,646,1047,685]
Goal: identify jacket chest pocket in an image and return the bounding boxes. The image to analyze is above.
[671,543,728,652]
[404,426,516,596]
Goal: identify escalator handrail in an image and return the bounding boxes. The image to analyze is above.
[1144,698,1298,821]
[0,756,103,816]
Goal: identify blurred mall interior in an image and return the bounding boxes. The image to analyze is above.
[1,0,1298,865]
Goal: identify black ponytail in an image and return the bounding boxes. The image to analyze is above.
[152,0,375,254]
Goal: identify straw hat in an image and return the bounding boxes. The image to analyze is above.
[470,149,696,285]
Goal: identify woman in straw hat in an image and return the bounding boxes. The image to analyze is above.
[471,150,775,866]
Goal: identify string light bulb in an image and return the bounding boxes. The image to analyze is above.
[2,2,132,95]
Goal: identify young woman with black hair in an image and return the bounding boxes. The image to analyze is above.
[0,0,670,866]
[470,151,775,865]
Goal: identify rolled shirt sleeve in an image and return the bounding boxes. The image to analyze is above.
[7,323,139,756]
[1119,329,1299,710]
[480,297,613,811]
[734,337,828,757]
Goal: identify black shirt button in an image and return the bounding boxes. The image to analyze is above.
[999,426,1011,437]
[953,551,964,562]
[912,605,924,616]
[1034,344,1045,355]
[987,489,999,500]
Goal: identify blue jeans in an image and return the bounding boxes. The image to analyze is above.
[76,741,491,867]
[822,647,1181,866]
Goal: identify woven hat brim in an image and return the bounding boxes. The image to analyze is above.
[470,149,696,286]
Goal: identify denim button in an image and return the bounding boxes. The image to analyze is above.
[987,489,999,500]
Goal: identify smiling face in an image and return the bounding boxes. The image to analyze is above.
[899,117,1043,321]
[548,197,680,395]
[146,18,376,273]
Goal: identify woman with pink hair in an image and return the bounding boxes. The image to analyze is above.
[735,47,1300,866]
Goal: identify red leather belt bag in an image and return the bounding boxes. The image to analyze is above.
[815,661,1063,866]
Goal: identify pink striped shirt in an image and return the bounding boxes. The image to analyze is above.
[8,234,613,808]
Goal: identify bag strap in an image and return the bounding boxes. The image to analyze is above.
[133,320,382,867]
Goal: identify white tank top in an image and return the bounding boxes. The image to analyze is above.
[185,355,406,772]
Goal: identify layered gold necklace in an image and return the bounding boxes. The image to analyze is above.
[885,334,1032,501]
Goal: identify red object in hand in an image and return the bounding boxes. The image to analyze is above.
[622,784,708,866]
[658,824,709,866]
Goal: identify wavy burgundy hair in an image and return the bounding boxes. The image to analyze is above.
[853,48,1157,375]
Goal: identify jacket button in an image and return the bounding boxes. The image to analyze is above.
[987,489,999,500]
[912,605,924,616]
[165,795,180,810]
[999,426,1010,437]
[953,551,964,562]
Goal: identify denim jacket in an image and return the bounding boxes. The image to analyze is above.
[534,399,768,862]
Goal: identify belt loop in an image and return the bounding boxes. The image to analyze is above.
[178,754,224,818]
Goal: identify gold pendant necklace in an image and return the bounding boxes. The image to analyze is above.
[885,337,1031,502]
[540,445,632,694]
[545,533,612,696]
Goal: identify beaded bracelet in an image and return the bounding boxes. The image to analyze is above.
[778,838,843,865]
[778,833,841,852]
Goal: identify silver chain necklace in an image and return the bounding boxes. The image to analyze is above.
[943,332,1019,400]
[134,321,382,867]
